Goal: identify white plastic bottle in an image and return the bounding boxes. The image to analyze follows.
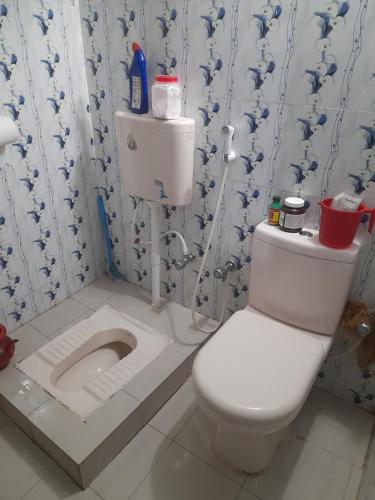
[151,75,181,120]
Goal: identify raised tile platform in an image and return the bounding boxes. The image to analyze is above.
[0,276,214,488]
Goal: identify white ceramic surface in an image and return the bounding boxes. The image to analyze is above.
[192,222,357,472]
[0,376,371,499]
[116,112,195,205]
[19,305,172,419]
[193,308,329,434]
[249,222,361,334]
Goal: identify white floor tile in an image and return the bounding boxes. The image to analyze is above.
[0,365,51,417]
[0,409,9,429]
[175,407,247,485]
[22,463,102,500]
[9,323,47,362]
[130,442,241,500]
[146,301,214,356]
[149,378,197,439]
[124,346,185,403]
[0,422,53,500]
[236,489,261,500]
[362,424,375,474]
[91,425,171,500]
[344,467,363,500]
[357,471,375,500]
[48,310,97,340]
[245,437,352,500]
[105,283,157,324]
[292,388,374,466]
[30,299,92,337]
[29,390,140,463]
[72,275,119,309]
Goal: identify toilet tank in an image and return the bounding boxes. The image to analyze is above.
[116,112,195,205]
[248,222,361,335]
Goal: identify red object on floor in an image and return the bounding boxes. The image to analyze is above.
[0,324,17,370]
[319,197,375,249]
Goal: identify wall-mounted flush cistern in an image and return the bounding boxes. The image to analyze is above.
[116,112,195,309]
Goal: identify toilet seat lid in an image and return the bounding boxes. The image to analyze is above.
[193,309,325,429]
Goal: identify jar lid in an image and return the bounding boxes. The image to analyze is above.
[284,197,305,208]
[155,75,178,83]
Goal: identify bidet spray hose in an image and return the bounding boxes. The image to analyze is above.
[190,163,230,334]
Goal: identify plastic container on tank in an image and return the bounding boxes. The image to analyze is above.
[152,75,181,120]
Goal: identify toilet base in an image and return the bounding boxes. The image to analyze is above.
[213,424,287,473]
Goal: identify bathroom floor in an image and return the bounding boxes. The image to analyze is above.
[0,377,374,500]
[0,277,374,499]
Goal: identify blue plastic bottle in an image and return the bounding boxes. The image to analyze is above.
[129,42,149,114]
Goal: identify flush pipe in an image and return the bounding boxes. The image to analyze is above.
[190,125,236,334]
[135,199,192,310]
[149,201,162,309]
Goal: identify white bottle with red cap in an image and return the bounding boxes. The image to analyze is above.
[151,75,181,120]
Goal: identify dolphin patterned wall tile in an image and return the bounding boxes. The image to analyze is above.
[348,4,375,112]
[272,104,349,198]
[79,0,375,410]
[327,111,375,206]
[228,99,287,187]
[232,0,292,104]
[79,0,154,292]
[286,0,361,110]
[185,1,232,100]
[144,0,183,79]
[0,1,102,331]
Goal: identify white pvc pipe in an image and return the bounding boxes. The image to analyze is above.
[149,202,161,309]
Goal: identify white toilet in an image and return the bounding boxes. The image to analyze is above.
[192,222,361,473]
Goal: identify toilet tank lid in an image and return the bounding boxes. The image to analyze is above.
[253,221,361,263]
[115,111,194,134]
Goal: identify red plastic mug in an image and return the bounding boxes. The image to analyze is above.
[319,198,375,249]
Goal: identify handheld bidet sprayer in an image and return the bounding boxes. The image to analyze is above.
[222,125,236,163]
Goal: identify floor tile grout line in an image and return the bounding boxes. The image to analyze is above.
[70,291,117,310]
[291,431,370,469]
[171,435,248,488]
[29,308,96,339]
[168,408,248,488]
[125,437,242,500]
[342,466,361,500]
[355,417,375,498]
[16,429,57,500]
[93,431,175,500]
[235,486,263,500]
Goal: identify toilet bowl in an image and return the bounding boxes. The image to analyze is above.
[192,306,332,472]
[192,222,361,473]
[18,305,172,419]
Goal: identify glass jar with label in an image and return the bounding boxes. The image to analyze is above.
[279,197,306,233]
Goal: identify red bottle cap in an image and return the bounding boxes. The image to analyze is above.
[132,42,141,52]
[155,75,178,83]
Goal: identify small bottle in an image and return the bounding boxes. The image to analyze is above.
[129,42,149,114]
[279,197,306,233]
[268,196,281,226]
